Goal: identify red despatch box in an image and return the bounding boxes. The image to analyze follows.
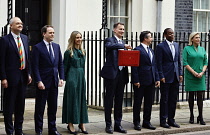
[118,50,140,66]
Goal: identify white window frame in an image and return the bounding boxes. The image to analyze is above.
[107,0,132,32]
[193,0,210,32]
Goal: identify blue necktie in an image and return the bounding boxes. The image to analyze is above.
[49,43,54,62]
[147,47,152,62]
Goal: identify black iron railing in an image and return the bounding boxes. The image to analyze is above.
[83,30,210,107]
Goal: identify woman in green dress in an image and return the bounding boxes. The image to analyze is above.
[62,31,89,134]
[183,32,208,125]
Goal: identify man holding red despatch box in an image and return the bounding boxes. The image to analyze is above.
[131,31,160,131]
[100,22,132,134]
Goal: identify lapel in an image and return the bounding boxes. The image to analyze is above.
[163,40,173,60]
[8,33,19,57]
[112,36,119,44]
[41,41,53,63]
[140,44,151,63]
[173,42,178,59]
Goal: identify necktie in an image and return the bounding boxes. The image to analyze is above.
[147,47,152,62]
[49,43,54,62]
[170,43,175,59]
[118,40,123,70]
[17,37,24,70]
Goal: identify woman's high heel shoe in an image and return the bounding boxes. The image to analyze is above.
[78,124,88,134]
[197,116,206,125]
[189,116,194,124]
[67,125,77,134]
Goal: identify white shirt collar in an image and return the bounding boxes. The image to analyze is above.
[141,43,150,51]
[43,39,52,46]
[166,39,174,46]
[11,32,20,39]
[114,35,122,42]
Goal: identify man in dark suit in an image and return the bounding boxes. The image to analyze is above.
[100,22,132,134]
[32,25,64,135]
[0,17,32,135]
[156,28,183,128]
[131,31,160,131]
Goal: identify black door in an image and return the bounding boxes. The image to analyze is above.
[15,0,49,97]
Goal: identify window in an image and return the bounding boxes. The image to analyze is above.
[193,0,210,32]
[107,0,131,33]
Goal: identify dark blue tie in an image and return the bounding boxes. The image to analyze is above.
[49,43,54,62]
[147,47,152,62]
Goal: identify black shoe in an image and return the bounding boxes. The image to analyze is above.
[168,122,180,128]
[134,124,141,131]
[142,123,156,130]
[197,116,206,125]
[78,124,88,134]
[15,132,24,135]
[48,131,62,135]
[189,116,194,124]
[36,132,42,135]
[67,125,77,134]
[114,125,127,133]
[105,126,113,134]
[160,123,171,128]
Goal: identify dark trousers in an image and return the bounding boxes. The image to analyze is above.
[3,79,26,134]
[34,82,58,133]
[159,75,179,124]
[133,84,155,125]
[104,69,126,127]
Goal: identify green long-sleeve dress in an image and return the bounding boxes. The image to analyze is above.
[183,45,208,91]
[62,49,89,124]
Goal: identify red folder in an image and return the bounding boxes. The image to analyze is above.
[118,50,140,66]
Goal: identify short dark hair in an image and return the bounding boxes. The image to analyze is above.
[140,31,151,42]
[113,22,124,29]
[41,25,54,35]
[163,28,172,35]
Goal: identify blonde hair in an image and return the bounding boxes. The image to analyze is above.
[67,31,85,57]
[188,32,199,45]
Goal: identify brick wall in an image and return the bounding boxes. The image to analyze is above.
[174,0,193,33]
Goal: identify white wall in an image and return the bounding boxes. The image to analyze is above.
[0,0,10,32]
[161,0,175,31]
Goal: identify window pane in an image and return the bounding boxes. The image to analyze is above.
[193,0,200,9]
[120,0,128,16]
[109,17,119,33]
[120,18,128,31]
[201,0,209,9]
[110,0,119,16]
[198,12,207,32]
[193,12,197,31]
[208,12,210,31]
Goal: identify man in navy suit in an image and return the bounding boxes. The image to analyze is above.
[32,25,64,135]
[100,22,132,134]
[156,28,183,128]
[0,17,32,135]
[131,31,160,131]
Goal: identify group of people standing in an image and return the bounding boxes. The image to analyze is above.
[100,22,208,134]
[0,17,208,135]
[0,17,88,135]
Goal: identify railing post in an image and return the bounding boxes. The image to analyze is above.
[207,30,210,99]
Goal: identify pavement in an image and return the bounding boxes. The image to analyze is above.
[1,99,210,135]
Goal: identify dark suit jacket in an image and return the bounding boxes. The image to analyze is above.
[100,36,129,83]
[155,40,182,83]
[131,44,159,85]
[32,41,64,89]
[0,33,30,86]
